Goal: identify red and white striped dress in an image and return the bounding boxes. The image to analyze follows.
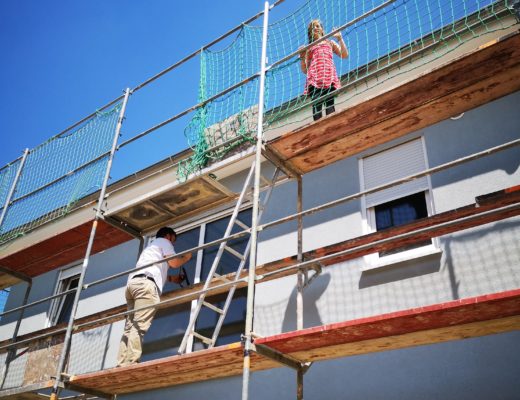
[304,41,341,95]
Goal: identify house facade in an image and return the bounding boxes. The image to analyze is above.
[0,1,519,399]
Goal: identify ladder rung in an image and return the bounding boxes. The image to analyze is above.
[234,219,249,230]
[213,273,232,283]
[224,245,245,260]
[192,331,213,345]
[203,301,224,314]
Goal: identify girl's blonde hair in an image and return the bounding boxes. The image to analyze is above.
[307,19,324,43]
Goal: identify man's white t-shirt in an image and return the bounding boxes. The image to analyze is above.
[129,237,175,295]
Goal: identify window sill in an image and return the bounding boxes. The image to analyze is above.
[362,245,442,271]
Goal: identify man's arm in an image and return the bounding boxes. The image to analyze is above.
[167,252,192,269]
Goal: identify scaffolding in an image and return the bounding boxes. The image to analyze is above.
[0,0,519,399]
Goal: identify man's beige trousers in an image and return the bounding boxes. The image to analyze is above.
[117,277,159,366]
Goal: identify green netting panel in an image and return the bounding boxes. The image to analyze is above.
[0,103,122,245]
[263,0,516,128]
[180,0,515,178]
[0,159,22,216]
[179,26,263,180]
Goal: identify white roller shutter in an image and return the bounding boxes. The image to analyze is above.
[362,139,429,208]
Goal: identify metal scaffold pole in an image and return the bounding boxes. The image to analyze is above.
[296,176,304,331]
[296,176,304,400]
[50,88,131,400]
[242,2,269,399]
[0,149,31,388]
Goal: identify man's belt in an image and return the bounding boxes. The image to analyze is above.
[132,274,156,285]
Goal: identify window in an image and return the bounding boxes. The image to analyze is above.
[141,207,252,358]
[48,264,81,326]
[0,288,10,319]
[360,138,439,269]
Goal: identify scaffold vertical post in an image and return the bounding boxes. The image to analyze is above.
[242,2,269,400]
[50,88,131,400]
[0,148,29,229]
[296,176,304,330]
[296,176,304,399]
[297,368,304,400]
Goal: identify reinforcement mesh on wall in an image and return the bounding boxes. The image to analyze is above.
[0,103,122,246]
[179,0,516,178]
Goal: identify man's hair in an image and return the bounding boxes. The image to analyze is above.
[156,227,176,239]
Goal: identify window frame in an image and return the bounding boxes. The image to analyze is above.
[145,204,252,353]
[359,137,440,270]
[47,263,82,327]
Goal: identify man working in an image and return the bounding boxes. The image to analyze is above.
[117,227,192,367]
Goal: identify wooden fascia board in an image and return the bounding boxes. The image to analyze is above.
[0,220,132,280]
[68,343,278,394]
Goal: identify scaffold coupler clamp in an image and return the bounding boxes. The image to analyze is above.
[241,333,253,357]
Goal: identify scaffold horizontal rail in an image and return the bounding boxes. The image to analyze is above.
[0,185,518,355]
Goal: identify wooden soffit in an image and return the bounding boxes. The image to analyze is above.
[267,32,520,174]
[108,176,235,234]
[0,219,132,286]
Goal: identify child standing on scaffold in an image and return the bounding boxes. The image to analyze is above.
[300,19,348,121]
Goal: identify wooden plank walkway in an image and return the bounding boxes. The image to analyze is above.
[68,289,520,395]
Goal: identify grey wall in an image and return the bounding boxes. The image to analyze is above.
[0,239,139,380]
[254,90,520,336]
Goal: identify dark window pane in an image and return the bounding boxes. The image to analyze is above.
[57,276,79,324]
[202,209,252,280]
[195,209,252,347]
[374,192,431,256]
[375,208,392,230]
[168,227,200,289]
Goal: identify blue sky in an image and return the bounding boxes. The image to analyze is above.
[0,0,303,180]
[0,0,487,182]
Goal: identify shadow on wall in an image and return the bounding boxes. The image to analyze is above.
[425,91,520,186]
[282,273,331,332]
[359,253,441,289]
[440,218,520,301]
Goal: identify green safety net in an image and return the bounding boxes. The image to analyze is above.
[0,103,122,246]
[0,159,22,217]
[179,0,516,180]
[178,25,263,180]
